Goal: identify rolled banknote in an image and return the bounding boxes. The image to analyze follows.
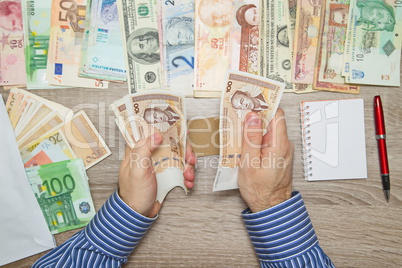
[115,91,188,202]
[161,0,195,97]
[25,158,96,234]
[0,0,27,86]
[47,0,108,88]
[229,0,260,75]
[194,0,232,97]
[117,0,162,93]
[347,0,402,86]
[213,70,285,191]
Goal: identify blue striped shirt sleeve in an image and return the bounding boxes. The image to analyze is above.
[241,191,335,268]
[32,190,157,268]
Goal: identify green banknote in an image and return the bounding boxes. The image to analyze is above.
[25,158,96,234]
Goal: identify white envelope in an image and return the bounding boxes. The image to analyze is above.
[0,97,55,266]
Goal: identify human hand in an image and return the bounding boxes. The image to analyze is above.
[118,133,197,218]
[238,108,294,213]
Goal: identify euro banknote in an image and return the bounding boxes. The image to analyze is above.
[25,158,96,234]
[213,70,285,191]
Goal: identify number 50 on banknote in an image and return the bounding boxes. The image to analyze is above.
[214,70,285,191]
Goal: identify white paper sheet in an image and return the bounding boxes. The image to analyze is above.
[0,97,55,266]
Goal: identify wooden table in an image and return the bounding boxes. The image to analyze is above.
[1,80,401,267]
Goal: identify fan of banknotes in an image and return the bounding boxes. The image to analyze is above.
[2,0,401,95]
[5,88,111,234]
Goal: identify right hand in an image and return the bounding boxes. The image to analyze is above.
[238,108,294,213]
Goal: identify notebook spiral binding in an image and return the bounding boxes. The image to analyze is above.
[300,104,313,179]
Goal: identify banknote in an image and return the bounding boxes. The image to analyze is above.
[292,0,323,84]
[313,0,360,93]
[0,0,27,86]
[24,150,53,168]
[25,158,96,234]
[79,0,127,82]
[341,0,355,77]
[347,0,402,86]
[120,91,188,202]
[109,97,136,147]
[24,139,70,166]
[213,70,285,191]
[48,110,112,169]
[287,0,297,51]
[21,0,64,89]
[20,129,76,163]
[47,0,108,88]
[161,0,195,97]
[117,0,162,93]
[262,0,294,91]
[194,0,232,98]
[229,0,260,75]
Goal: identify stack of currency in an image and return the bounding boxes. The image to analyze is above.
[109,91,188,202]
[213,70,285,191]
[4,88,111,233]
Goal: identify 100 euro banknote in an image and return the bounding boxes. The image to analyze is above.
[213,70,285,191]
[25,158,96,234]
[113,91,188,202]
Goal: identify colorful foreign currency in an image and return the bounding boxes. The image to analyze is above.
[347,0,402,86]
[161,0,195,97]
[229,0,260,75]
[21,0,63,89]
[262,0,294,91]
[214,70,285,191]
[117,0,162,93]
[79,0,126,82]
[194,0,232,97]
[109,97,136,147]
[47,0,108,88]
[0,0,27,86]
[292,0,323,84]
[111,91,188,202]
[25,158,96,234]
[313,0,360,93]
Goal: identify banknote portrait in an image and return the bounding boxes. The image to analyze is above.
[127,28,160,64]
[329,5,349,26]
[277,26,290,47]
[356,0,395,32]
[100,1,118,24]
[165,16,194,47]
[143,104,180,132]
[230,88,269,113]
[198,0,232,27]
[235,4,259,27]
[0,0,23,32]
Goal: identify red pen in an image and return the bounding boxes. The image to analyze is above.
[373,96,390,202]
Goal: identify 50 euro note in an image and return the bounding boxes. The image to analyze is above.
[347,0,402,86]
[115,91,188,202]
[117,0,162,93]
[25,158,96,234]
[47,0,108,88]
[194,0,232,98]
[229,0,260,75]
[161,0,195,97]
[0,0,27,86]
[213,70,285,191]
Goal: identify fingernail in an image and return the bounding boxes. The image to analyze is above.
[247,115,260,126]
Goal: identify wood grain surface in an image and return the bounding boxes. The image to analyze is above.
[1,78,402,267]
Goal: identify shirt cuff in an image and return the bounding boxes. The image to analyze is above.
[84,190,157,261]
[241,191,318,262]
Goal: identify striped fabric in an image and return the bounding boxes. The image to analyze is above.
[33,191,334,268]
[241,191,335,268]
[32,191,156,268]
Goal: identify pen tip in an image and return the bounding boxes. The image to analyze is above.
[384,190,390,202]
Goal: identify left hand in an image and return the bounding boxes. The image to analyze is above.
[118,133,197,218]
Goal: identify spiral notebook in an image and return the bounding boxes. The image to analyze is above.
[300,99,367,181]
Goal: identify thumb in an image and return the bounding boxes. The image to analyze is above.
[242,113,263,162]
[136,132,163,158]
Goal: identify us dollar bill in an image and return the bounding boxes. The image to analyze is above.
[117,0,162,93]
[114,91,188,202]
[213,70,285,191]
